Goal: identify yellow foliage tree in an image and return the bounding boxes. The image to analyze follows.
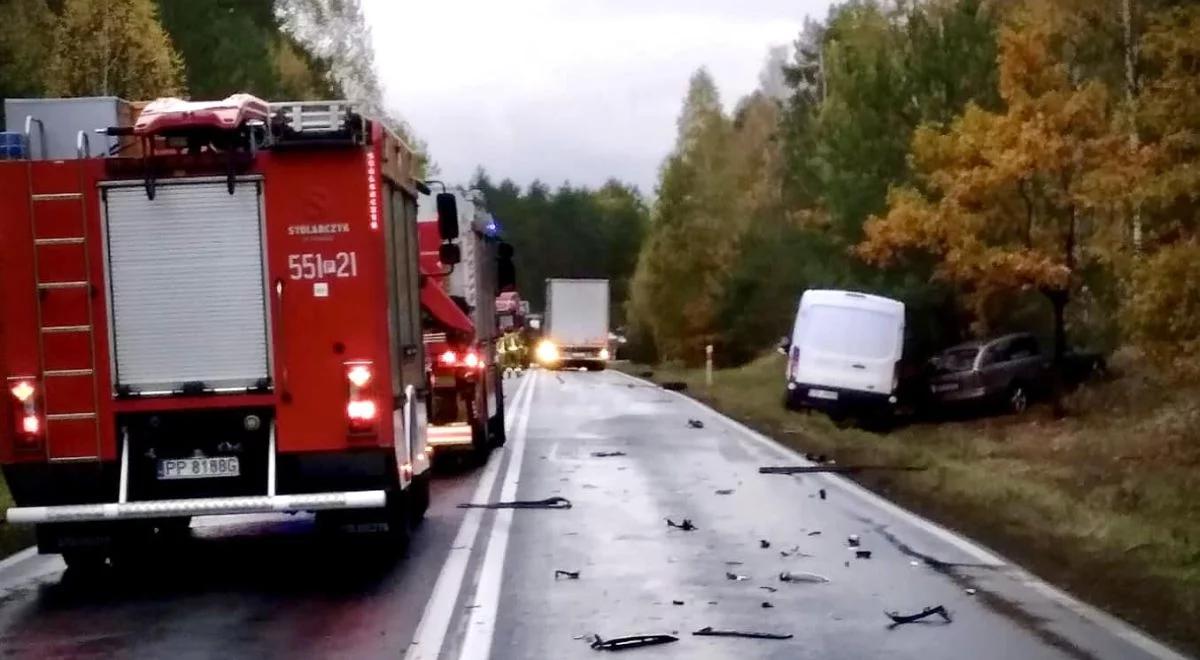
[857,2,1144,360]
[44,0,185,99]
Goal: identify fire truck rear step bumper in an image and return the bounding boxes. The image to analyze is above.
[6,490,386,524]
[427,423,474,447]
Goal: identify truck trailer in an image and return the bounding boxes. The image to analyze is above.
[536,279,610,370]
[0,95,445,568]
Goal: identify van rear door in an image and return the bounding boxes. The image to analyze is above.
[792,302,902,395]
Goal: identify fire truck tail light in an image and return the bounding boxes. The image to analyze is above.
[464,352,480,369]
[22,415,40,435]
[9,378,43,448]
[11,381,34,403]
[347,365,372,388]
[344,361,378,434]
[439,350,458,366]
[347,399,378,421]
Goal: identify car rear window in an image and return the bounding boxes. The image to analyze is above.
[801,305,898,359]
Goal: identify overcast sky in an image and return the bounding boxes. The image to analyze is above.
[362,0,832,194]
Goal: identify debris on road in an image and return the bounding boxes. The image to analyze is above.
[855,550,872,559]
[590,451,627,458]
[779,571,830,584]
[693,627,793,640]
[725,572,749,581]
[555,570,581,580]
[965,588,977,596]
[591,634,679,651]
[847,534,860,547]
[760,465,926,475]
[638,370,655,378]
[761,601,774,609]
[666,518,697,531]
[819,489,827,500]
[759,586,778,593]
[459,496,573,510]
[759,539,771,549]
[885,605,952,627]
[780,546,812,558]
[672,600,685,606]
[661,381,688,392]
[807,531,822,536]
[714,488,734,495]
[687,419,705,429]
[804,453,830,463]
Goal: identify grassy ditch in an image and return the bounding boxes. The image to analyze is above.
[621,353,1200,655]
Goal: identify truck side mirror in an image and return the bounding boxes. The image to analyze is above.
[497,242,516,291]
[439,243,461,266]
[436,192,459,241]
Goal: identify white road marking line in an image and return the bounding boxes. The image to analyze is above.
[404,373,534,660]
[610,369,1189,660]
[456,370,538,660]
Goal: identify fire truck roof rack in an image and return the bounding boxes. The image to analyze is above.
[268,101,365,148]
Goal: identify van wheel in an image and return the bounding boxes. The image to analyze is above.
[408,474,430,528]
[1008,384,1029,414]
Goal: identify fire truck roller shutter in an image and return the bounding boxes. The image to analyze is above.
[102,178,270,393]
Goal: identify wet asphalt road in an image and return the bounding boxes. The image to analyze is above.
[0,369,1187,659]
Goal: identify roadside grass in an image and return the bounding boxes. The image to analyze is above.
[619,353,1200,655]
[0,472,33,560]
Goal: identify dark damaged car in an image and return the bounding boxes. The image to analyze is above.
[926,333,1049,414]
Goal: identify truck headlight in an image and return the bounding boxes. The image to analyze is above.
[599,348,610,360]
[536,340,559,364]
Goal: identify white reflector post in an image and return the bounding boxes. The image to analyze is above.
[102,178,270,393]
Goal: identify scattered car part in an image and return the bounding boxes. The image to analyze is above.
[714,489,734,495]
[759,465,924,475]
[590,634,679,651]
[687,419,704,428]
[759,539,771,549]
[885,605,951,626]
[780,546,812,558]
[761,601,774,609]
[726,572,749,581]
[693,627,793,640]
[555,570,580,580]
[661,381,688,392]
[965,588,977,596]
[819,489,827,500]
[804,453,829,463]
[779,571,829,584]
[591,451,627,458]
[759,586,778,593]
[666,518,697,531]
[847,534,860,547]
[672,600,685,606]
[458,496,573,509]
[855,550,872,559]
[807,530,822,536]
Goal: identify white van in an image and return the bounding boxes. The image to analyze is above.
[784,290,905,417]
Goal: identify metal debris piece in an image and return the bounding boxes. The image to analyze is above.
[692,627,793,640]
[555,570,581,580]
[847,535,861,547]
[885,605,952,627]
[759,539,771,549]
[591,451,627,458]
[458,496,573,510]
[965,588,977,596]
[687,419,704,429]
[591,634,679,651]
[725,572,749,581]
[761,601,774,609]
[714,489,734,495]
[759,586,778,593]
[855,550,872,559]
[819,489,827,500]
[661,381,688,392]
[672,600,685,606]
[759,465,925,475]
[779,571,830,584]
[666,518,697,531]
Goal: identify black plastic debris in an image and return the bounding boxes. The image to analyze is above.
[807,531,822,536]
[591,634,679,651]
[591,451,627,458]
[687,419,704,429]
[819,489,827,500]
[555,570,581,580]
[760,465,925,475]
[759,539,771,549]
[804,453,830,463]
[855,550,872,559]
[847,534,861,547]
[458,496,573,510]
[672,600,685,606]
[714,489,734,495]
[885,605,952,627]
[693,627,793,640]
[666,518,697,531]
[761,601,774,609]
[779,571,829,584]
[780,546,811,558]
[725,572,749,581]
[661,381,688,392]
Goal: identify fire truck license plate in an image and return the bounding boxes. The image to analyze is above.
[157,457,241,480]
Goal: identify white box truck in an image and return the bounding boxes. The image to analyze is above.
[537,279,610,370]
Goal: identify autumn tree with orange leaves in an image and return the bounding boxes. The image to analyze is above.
[857,2,1145,363]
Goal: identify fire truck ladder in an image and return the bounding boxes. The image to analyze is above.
[25,121,102,462]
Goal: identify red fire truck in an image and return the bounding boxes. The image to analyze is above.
[416,190,513,463]
[0,95,444,568]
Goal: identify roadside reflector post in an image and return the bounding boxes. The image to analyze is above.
[705,344,714,388]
